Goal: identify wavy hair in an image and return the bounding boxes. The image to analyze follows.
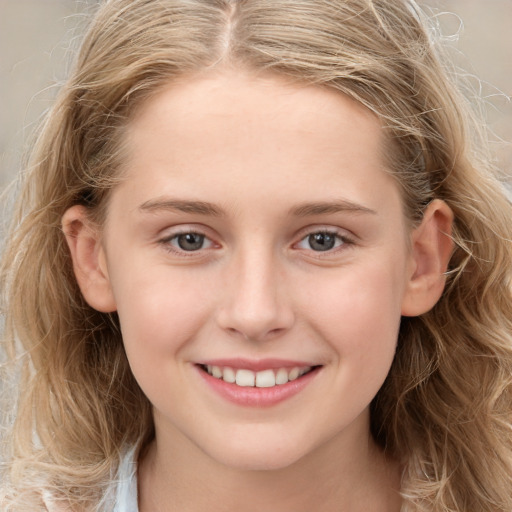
[1,0,511,510]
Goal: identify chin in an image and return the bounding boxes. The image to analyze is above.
[203,437,310,472]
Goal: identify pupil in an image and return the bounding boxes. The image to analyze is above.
[177,233,204,251]
[309,233,335,251]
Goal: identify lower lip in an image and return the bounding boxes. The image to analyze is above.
[196,366,321,407]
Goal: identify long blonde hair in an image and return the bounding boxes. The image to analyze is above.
[1,0,511,510]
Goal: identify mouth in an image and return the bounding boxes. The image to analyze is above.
[199,364,318,388]
[195,358,323,406]
[198,364,319,388]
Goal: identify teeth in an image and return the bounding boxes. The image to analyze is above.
[255,369,275,388]
[222,367,236,383]
[236,369,255,387]
[212,366,223,379]
[288,367,300,381]
[275,368,289,385]
[205,365,313,387]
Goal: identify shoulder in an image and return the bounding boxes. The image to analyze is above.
[23,446,138,512]
[112,445,139,512]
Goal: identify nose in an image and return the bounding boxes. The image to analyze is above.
[216,246,295,342]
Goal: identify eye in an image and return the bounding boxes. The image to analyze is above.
[296,231,349,252]
[165,232,214,252]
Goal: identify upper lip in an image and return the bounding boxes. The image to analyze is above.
[195,358,320,372]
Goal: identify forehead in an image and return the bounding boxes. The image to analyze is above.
[127,69,384,156]
[114,69,399,219]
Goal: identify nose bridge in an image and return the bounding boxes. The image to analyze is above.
[217,238,293,341]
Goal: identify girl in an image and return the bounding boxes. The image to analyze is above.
[1,0,511,510]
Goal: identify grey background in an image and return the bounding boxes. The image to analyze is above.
[1,0,511,193]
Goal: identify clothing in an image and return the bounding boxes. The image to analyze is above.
[112,445,138,512]
[42,447,138,512]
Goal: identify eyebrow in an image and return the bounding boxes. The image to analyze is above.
[138,197,377,218]
[290,200,377,217]
[139,198,225,216]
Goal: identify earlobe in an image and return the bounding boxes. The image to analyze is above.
[401,199,454,317]
[62,205,117,313]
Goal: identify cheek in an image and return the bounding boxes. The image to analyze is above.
[110,264,220,408]
[303,257,407,371]
[109,260,216,358]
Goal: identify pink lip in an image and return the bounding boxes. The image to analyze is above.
[195,364,321,407]
[196,358,316,372]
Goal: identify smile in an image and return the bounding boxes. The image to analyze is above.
[196,360,322,407]
[203,365,314,388]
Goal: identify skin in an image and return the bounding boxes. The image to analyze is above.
[63,69,453,511]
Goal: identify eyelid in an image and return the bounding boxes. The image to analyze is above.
[155,224,356,259]
[292,226,356,254]
[157,224,221,256]
[170,232,214,251]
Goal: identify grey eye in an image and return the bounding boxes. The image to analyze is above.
[174,233,206,251]
[296,231,346,252]
[307,233,336,251]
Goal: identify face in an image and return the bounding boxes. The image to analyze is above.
[84,70,419,470]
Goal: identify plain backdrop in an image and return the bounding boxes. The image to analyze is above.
[1,0,511,193]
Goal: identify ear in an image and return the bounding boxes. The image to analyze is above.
[62,205,117,313]
[401,199,454,317]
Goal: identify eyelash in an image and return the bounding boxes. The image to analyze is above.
[158,228,355,257]
[158,229,216,256]
[294,229,354,255]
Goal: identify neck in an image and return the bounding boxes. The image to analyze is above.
[138,414,402,512]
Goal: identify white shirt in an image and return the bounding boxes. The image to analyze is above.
[43,446,139,512]
[112,445,138,512]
